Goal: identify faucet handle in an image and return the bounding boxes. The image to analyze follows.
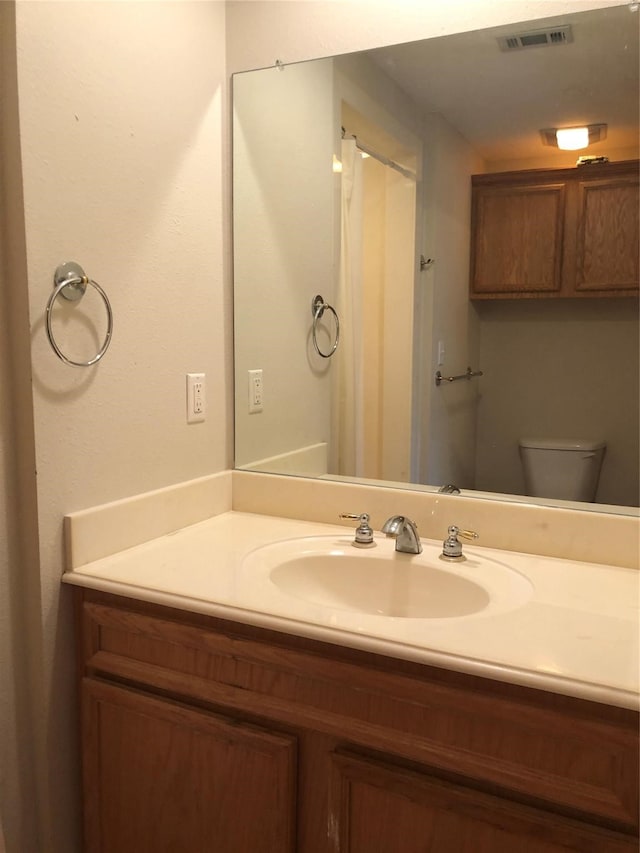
[450,525,479,541]
[339,512,374,546]
[443,525,479,559]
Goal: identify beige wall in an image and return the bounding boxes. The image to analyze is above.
[225,0,617,72]
[1,2,631,852]
[4,2,228,850]
[0,251,41,853]
[0,156,40,853]
[1,4,46,851]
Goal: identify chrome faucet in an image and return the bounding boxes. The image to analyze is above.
[438,483,461,495]
[382,515,422,554]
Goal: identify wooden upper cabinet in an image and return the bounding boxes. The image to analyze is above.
[470,161,639,299]
[471,183,565,296]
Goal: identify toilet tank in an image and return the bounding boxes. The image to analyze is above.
[518,438,606,502]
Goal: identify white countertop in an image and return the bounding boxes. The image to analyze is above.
[62,510,640,710]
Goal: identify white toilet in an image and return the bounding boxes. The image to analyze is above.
[518,438,606,502]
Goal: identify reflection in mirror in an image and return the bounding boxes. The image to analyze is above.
[233,5,639,515]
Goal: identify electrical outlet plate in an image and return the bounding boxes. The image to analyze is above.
[186,373,205,423]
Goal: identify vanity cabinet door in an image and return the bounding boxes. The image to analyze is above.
[81,678,297,853]
[329,752,636,853]
[470,182,565,297]
[573,175,639,294]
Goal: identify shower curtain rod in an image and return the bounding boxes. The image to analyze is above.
[342,130,417,181]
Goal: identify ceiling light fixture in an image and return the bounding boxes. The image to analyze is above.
[556,126,589,150]
[539,123,607,150]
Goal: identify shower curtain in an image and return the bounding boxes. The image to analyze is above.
[332,138,364,477]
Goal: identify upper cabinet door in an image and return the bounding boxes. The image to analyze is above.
[470,182,565,297]
[574,175,639,294]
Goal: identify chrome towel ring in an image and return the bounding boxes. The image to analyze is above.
[311,294,339,358]
[46,262,113,367]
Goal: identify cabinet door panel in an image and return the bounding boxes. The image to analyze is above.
[575,178,639,293]
[82,678,296,853]
[471,184,565,295]
[329,752,635,853]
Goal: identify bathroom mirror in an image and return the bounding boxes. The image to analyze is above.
[233,4,639,514]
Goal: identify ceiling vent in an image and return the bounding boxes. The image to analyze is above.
[497,25,573,51]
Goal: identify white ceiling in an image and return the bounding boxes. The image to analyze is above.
[367,4,639,165]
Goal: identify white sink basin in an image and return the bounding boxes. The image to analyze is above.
[242,536,533,619]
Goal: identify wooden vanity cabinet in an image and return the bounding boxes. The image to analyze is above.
[74,588,639,852]
[470,160,639,299]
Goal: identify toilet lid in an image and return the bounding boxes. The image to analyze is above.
[519,438,606,451]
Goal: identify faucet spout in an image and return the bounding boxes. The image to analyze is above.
[382,515,423,554]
